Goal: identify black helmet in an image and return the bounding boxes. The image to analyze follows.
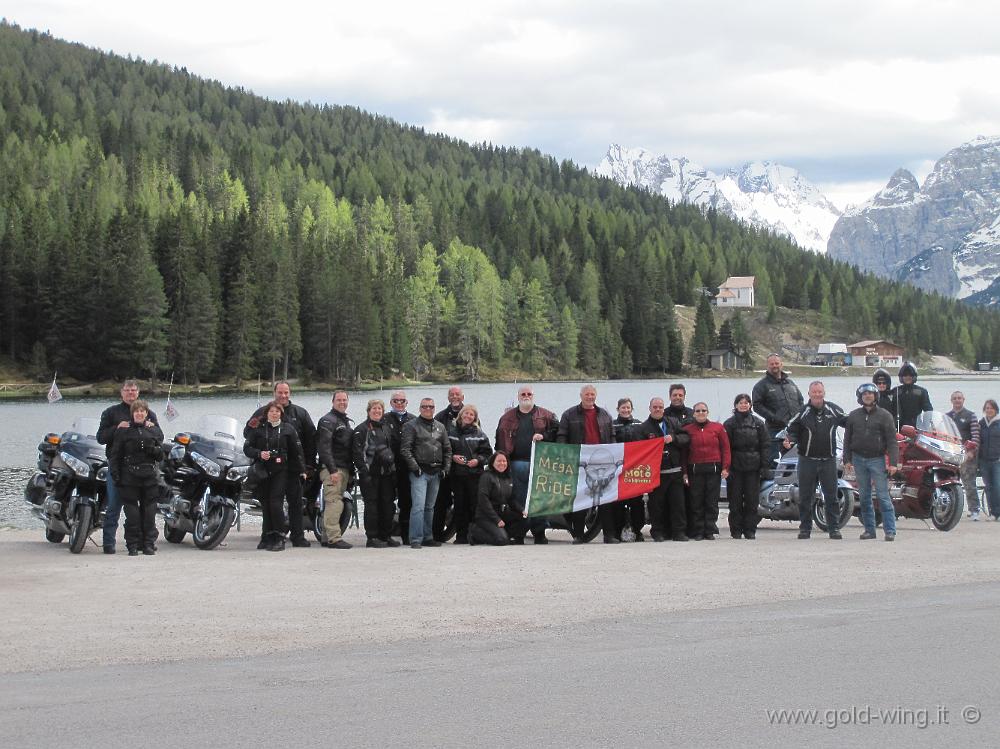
[898,361,918,381]
[872,368,892,389]
[856,383,879,405]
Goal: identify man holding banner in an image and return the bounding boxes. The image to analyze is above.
[555,386,619,543]
[527,386,662,542]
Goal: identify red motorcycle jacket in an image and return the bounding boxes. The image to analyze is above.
[683,420,731,472]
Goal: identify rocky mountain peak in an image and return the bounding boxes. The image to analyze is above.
[873,168,920,208]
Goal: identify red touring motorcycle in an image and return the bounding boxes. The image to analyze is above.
[846,411,966,531]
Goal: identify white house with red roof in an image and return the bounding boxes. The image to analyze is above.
[714,276,755,307]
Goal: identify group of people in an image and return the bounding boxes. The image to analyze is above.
[93,356,999,553]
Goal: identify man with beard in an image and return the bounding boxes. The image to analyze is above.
[495,385,558,544]
[244,381,317,548]
[432,386,465,542]
[638,397,690,542]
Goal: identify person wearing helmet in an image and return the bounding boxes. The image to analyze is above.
[872,368,897,423]
[844,383,901,541]
[892,362,932,430]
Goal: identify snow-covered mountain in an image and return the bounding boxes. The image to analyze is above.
[594,144,842,253]
[827,136,1000,302]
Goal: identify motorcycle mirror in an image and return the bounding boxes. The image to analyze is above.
[900,425,917,439]
[175,433,191,445]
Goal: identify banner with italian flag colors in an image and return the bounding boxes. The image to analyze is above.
[525,438,663,517]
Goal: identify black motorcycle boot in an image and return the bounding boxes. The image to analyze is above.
[291,536,311,547]
[103,545,116,554]
[257,533,268,550]
[268,532,285,552]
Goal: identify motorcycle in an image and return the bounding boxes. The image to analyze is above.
[23,417,108,554]
[160,415,248,549]
[754,433,857,532]
[846,411,965,531]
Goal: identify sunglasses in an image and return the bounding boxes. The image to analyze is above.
[391,398,407,403]
[694,409,708,413]
[419,404,435,409]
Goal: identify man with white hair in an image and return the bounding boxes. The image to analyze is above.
[557,385,616,544]
[495,384,558,543]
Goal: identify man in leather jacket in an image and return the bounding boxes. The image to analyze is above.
[316,390,354,549]
[753,354,804,465]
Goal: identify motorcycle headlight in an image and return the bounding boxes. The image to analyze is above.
[169,444,185,461]
[96,466,109,482]
[190,451,222,477]
[60,451,91,478]
[227,465,250,482]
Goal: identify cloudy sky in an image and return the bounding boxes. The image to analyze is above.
[8,0,1000,208]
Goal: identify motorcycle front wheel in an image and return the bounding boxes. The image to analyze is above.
[812,489,855,532]
[931,484,963,531]
[68,504,93,554]
[193,504,235,550]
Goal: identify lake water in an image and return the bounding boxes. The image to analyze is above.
[4,375,997,528]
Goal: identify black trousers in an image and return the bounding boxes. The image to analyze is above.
[259,471,287,537]
[615,496,646,536]
[449,473,479,541]
[471,508,528,545]
[727,469,761,537]
[395,466,412,542]
[571,504,618,540]
[120,484,159,551]
[687,472,721,539]
[797,456,840,531]
[359,473,396,541]
[649,473,686,539]
[432,474,453,540]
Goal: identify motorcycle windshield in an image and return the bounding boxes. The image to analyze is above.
[68,417,101,440]
[914,411,964,465]
[195,415,240,447]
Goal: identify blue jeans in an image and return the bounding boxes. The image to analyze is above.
[409,471,441,544]
[980,459,1000,518]
[102,475,122,548]
[512,459,547,536]
[855,456,896,535]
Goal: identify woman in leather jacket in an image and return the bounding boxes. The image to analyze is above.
[723,393,769,539]
[470,452,527,545]
[447,405,493,544]
[244,401,305,551]
[107,399,164,555]
[352,399,400,548]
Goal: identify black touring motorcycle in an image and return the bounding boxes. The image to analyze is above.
[24,417,108,554]
[160,415,249,549]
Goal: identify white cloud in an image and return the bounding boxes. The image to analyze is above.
[6,0,1000,196]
